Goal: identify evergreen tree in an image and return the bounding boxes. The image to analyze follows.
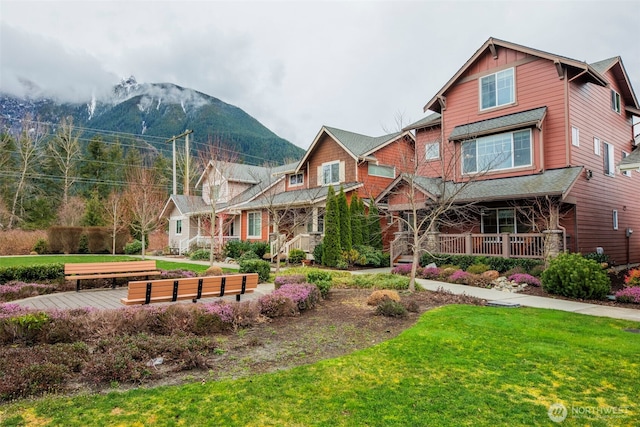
[81,191,105,226]
[322,185,341,267]
[337,187,352,252]
[350,193,364,247]
[368,199,383,250]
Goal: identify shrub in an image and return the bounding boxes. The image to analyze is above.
[258,293,298,318]
[375,298,407,317]
[124,240,142,255]
[305,270,332,298]
[541,252,611,300]
[312,242,324,265]
[448,270,471,284]
[190,249,210,260]
[420,253,543,273]
[350,273,409,290]
[3,312,51,344]
[0,263,64,285]
[401,299,420,313]
[223,240,268,259]
[439,267,460,280]
[204,266,224,276]
[624,269,640,287]
[273,283,321,311]
[367,290,400,306]
[420,266,442,279]
[466,263,489,274]
[78,234,89,254]
[614,286,640,304]
[0,281,57,302]
[583,251,610,265]
[238,251,260,263]
[508,273,541,287]
[341,249,364,267]
[32,238,49,254]
[274,275,306,289]
[482,270,500,280]
[239,259,270,283]
[288,249,306,265]
[391,264,415,276]
[160,269,197,279]
[353,245,389,267]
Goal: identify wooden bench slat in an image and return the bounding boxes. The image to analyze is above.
[121,273,259,305]
[64,261,159,291]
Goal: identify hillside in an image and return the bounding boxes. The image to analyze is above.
[0,77,305,165]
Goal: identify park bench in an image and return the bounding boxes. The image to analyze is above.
[120,273,259,305]
[65,261,161,292]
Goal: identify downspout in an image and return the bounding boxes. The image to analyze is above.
[564,66,570,166]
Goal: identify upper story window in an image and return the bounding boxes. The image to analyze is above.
[603,142,615,176]
[425,142,440,160]
[611,89,621,114]
[368,163,395,178]
[462,129,531,174]
[594,137,601,156]
[176,219,183,235]
[322,161,340,185]
[571,126,579,147]
[289,173,304,186]
[622,152,631,177]
[480,68,514,110]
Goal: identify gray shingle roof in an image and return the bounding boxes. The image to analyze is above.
[449,107,547,141]
[166,195,210,216]
[324,126,404,157]
[403,167,582,202]
[240,182,363,210]
[404,113,442,131]
[620,148,640,171]
[590,57,619,75]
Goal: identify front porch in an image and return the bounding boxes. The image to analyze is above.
[390,231,563,264]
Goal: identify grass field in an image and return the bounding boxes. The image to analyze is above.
[0,255,235,275]
[1,305,638,426]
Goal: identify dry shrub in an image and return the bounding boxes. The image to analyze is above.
[461,274,493,288]
[204,266,224,276]
[258,294,298,318]
[481,270,500,280]
[0,230,46,255]
[367,289,401,306]
[148,230,167,251]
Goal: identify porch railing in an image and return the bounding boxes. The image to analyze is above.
[271,233,316,260]
[390,232,548,262]
[178,235,240,255]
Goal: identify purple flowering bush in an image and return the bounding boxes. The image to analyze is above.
[0,281,57,302]
[160,269,198,279]
[259,283,320,317]
[274,275,306,289]
[615,286,640,304]
[391,264,417,276]
[448,270,471,284]
[420,267,442,280]
[508,273,542,287]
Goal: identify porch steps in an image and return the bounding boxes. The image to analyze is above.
[393,255,414,266]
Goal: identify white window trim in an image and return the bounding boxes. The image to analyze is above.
[594,137,600,156]
[571,126,579,147]
[611,89,621,114]
[321,160,341,186]
[479,67,515,111]
[289,173,304,187]
[425,142,440,160]
[247,211,262,239]
[622,152,631,177]
[613,210,619,230]
[175,218,183,235]
[368,163,395,178]
[462,129,532,175]
[603,142,615,177]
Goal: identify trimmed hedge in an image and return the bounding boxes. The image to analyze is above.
[239,259,270,283]
[420,253,543,273]
[541,253,610,300]
[0,264,64,284]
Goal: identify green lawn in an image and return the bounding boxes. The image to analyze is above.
[0,255,236,274]
[1,305,638,426]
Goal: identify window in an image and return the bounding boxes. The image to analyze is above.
[603,142,615,176]
[462,129,531,174]
[594,137,600,156]
[247,212,262,238]
[289,173,304,186]
[622,152,631,177]
[425,142,440,160]
[322,161,340,185]
[481,208,532,234]
[613,210,619,230]
[611,89,621,113]
[368,163,395,178]
[571,126,579,147]
[480,68,514,110]
[176,219,182,235]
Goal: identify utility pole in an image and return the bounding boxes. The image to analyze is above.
[165,129,193,195]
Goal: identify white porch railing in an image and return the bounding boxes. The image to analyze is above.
[178,235,240,255]
[271,233,315,260]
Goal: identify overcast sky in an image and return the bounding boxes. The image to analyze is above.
[1,0,639,149]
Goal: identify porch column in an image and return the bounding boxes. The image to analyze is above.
[425,231,440,254]
[501,233,511,258]
[217,215,224,253]
[312,207,318,232]
[543,230,563,261]
[465,233,473,255]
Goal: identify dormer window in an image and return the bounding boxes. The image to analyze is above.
[322,161,340,185]
[611,89,621,113]
[289,173,304,186]
[480,68,514,110]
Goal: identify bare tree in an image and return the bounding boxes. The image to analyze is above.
[197,138,239,265]
[8,117,47,229]
[123,167,167,259]
[103,191,127,255]
[49,117,81,204]
[56,196,86,226]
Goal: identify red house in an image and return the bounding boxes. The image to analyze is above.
[380,37,640,265]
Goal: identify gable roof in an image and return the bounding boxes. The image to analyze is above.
[590,56,639,110]
[239,182,363,210]
[195,160,297,188]
[619,148,640,171]
[295,126,414,172]
[423,37,610,113]
[160,194,209,218]
[449,107,547,141]
[404,113,442,131]
[377,167,583,205]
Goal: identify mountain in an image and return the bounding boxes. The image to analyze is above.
[0,77,305,165]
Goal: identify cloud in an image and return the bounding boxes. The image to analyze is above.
[0,23,118,102]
